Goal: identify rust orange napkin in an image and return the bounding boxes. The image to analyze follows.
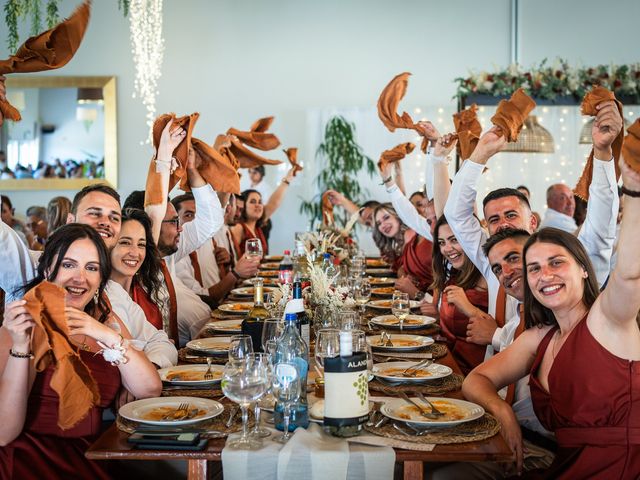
[377,142,415,172]
[453,104,482,160]
[622,118,640,173]
[321,191,334,225]
[284,147,303,176]
[26,281,100,430]
[0,0,91,125]
[377,72,428,152]
[491,89,536,142]
[574,86,624,200]
[228,136,282,169]
[227,116,281,151]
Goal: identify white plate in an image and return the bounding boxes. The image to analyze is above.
[372,362,452,383]
[367,277,396,286]
[206,319,243,334]
[366,334,434,351]
[158,364,224,385]
[230,286,276,297]
[119,396,224,426]
[381,397,484,427]
[263,255,284,262]
[186,336,232,355]
[366,268,395,276]
[218,302,253,314]
[370,314,436,330]
[260,262,281,270]
[243,278,280,287]
[367,300,421,310]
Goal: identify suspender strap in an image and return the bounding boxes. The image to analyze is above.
[159,260,179,346]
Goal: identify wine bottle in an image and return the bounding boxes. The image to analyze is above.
[284,281,310,346]
[323,330,369,437]
[241,278,269,352]
[274,313,310,430]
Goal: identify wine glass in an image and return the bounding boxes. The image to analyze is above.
[229,334,254,364]
[338,310,358,331]
[249,353,273,439]
[264,339,278,362]
[272,362,302,443]
[391,291,410,332]
[246,238,263,280]
[315,328,340,374]
[313,305,337,336]
[261,318,283,352]
[353,278,371,322]
[352,329,373,377]
[221,359,269,449]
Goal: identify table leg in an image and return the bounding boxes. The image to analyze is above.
[188,459,208,480]
[403,460,423,480]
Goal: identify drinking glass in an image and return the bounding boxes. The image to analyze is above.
[352,329,373,376]
[261,318,283,352]
[315,328,340,373]
[313,305,337,336]
[229,334,254,364]
[391,291,410,332]
[353,278,371,321]
[249,353,273,439]
[221,359,269,449]
[264,339,278,362]
[272,362,302,443]
[338,310,359,330]
[246,239,263,279]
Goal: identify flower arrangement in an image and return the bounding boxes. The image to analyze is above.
[455,59,640,102]
[303,253,355,311]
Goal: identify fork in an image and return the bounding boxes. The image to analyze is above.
[204,357,214,380]
[383,332,394,347]
[415,392,445,417]
[401,359,433,377]
[398,392,440,419]
[163,402,189,421]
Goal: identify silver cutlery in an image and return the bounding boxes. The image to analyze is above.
[204,357,214,380]
[401,359,433,377]
[225,405,239,428]
[398,392,440,420]
[415,392,445,417]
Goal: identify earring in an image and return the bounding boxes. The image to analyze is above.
[94,290,100,304]
[583,272,589,279]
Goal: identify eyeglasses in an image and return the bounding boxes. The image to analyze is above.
[162,218,180,227]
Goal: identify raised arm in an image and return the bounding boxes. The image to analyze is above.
[576,100,621,287]
[325,189,361,221]
[0,220,37,303]
[145,120,186,243]
[432,133,457,217]
[263,167,295,221]
[595,156,640,329]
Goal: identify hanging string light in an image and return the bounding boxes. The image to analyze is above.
[129,0,165,143]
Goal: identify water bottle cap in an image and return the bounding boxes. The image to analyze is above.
[285,313,297,323]
[324,253,330,259]
[284,250,290,255]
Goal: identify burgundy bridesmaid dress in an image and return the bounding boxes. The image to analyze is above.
[0,350,121,480]
[529,317,640,479]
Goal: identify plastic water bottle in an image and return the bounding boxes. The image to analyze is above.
[322,253,337,282]
[279,250,293,285]
[274,313,310,431]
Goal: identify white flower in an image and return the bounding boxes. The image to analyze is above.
[482,81,494,91]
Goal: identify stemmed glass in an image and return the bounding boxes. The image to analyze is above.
[261,318,283,351]
[229,334,253,364]
[315,328,340,375]
[245,239,263,280]
[352,329,373,376]
[391,291,410,332]
[272,362,302,443]
[353,278,371,322]
[221,358,269,449]
[338,310,359,331]
[313,305,337,336]
[250,353,273,439]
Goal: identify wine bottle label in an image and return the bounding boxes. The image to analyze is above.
[323,353,369,427]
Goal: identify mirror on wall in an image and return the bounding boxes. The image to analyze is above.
[0,76,117,190]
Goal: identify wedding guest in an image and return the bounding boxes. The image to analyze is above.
[231,166,296,256]
[0,224,161,479]
[25,206,48,250]
[540,183,577,232]
[46,196,72,235]
[325,190,380,228]
[464,155,640,477]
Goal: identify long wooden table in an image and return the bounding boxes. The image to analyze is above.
[86,345,513,480]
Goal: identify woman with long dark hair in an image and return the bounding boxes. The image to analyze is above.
[0,223,161,479]
[463,157,640,478]
[430,215,489,374]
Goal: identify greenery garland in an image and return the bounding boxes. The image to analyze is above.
[3,0,129,53]
[455,58,640,102]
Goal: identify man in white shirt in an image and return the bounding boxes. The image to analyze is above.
[0,184,178,368]
[172,193,259,308]
[540,183,578,232]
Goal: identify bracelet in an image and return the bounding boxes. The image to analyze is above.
[97,334,129,366]
[414,291,425,301]
[621,186,640,198]
[282,179,290,186]
[9,348,34,359]
[379,176,393,185]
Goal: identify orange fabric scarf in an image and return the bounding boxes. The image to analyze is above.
[622,118,640,173]
[227,116,281,151]
[284,147,303,176]
[453,104,482,160]
[377,142,415,172]
[26,281,100,430]
[0,0,91,125]
[491,89,536,142]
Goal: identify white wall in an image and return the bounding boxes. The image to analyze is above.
[1,0,638,252]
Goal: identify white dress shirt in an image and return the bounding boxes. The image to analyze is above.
[0,219,178,368]
[175,241,221,296]
[163,184,225,347]
[443,157,618,357]
[385,184,433,242]
[540,208,578,233]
